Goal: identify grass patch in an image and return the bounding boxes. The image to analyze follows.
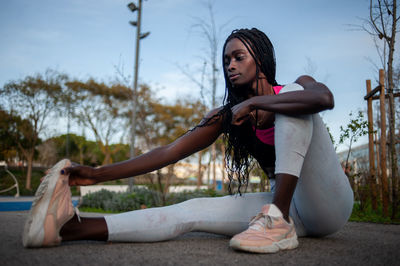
[349,201,400,224]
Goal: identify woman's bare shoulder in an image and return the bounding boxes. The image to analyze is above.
[205,106,225,117]
[199,106,226,128]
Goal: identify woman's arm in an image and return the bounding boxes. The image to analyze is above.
[231,75,334,125]
[64,108,224,186]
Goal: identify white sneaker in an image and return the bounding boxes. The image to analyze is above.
[23,159,75,247]
[229,204,298,253]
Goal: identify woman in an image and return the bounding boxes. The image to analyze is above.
[23,28,353,253]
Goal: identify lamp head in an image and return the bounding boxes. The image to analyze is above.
[140,32,150,39]
[127,2,138,12]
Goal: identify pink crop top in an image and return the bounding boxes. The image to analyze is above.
[254,85,283,146]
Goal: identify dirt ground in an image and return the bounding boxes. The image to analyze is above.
[1,211,399,266]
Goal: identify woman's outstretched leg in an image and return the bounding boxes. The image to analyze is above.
[59,196,255,243]
[24,158,292,246]
[57,193,277,244]
[60,215,108,241]
[103,192,275,242]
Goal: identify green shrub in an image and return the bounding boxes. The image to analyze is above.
[80,188,225,213]
[81,187,162,212]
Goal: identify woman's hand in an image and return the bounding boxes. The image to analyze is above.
[61,164,98,186]
[231,99,253,125]
[231,98,275,128]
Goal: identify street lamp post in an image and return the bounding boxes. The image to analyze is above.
[127,0,150,192]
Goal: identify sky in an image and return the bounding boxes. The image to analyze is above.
[0,0,393,151]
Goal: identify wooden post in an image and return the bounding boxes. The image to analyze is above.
[379,69,389,217]
[366,80,378,210]
[374,132,382,200]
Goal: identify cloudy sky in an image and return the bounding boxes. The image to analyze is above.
[0,0,392,151]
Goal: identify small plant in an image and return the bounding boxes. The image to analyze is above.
[339,110,370,171]
[80,188,225,213]
[81,187,162,213]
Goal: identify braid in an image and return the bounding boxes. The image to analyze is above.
[191,28,277,195]
[222,28,278,194]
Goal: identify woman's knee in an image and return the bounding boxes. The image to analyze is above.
[274,113,313,177]
[273,83,314,176]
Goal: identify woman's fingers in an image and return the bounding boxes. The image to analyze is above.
[68,178,77,186]
[232,113,249,125]
[61,165,96,186]
[231,104,251,125]
[60,167,71,175]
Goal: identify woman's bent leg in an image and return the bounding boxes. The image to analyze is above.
[105,192,274,242]
[274,107,313,237]
[274,84,353,237]
[293,114,353,236]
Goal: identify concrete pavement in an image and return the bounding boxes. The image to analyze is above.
[0,211,399,265]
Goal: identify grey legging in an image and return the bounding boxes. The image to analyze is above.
[104,84,354,242]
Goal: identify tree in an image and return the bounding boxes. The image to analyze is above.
[339,111,370,172]
[65,79,132,165]
[180,0,231,189]
[363,0,399,218]
[0,109,34,164]
[135,85,206,204]
[339,111,370,207]
[0,109,19,162]
[37,133,110,167]
[0,70,65,189]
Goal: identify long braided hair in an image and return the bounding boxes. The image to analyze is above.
[195,28,278,194]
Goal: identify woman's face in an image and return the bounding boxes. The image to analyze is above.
[224,38,258,90]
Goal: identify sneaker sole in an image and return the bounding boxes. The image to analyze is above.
[229,235,299,253]
[22,159,71,248]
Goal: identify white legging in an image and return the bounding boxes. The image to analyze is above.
[104,84,354,242]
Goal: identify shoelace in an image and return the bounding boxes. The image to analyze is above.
[74,196,83,223]
[248,212,274,232]
[75,207,81,223]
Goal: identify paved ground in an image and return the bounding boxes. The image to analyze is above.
[1,211,399,266]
